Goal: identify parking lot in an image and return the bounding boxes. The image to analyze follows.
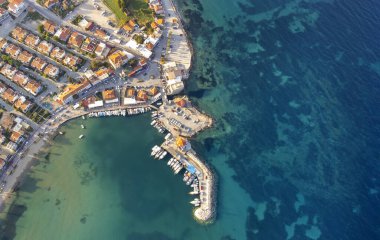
[157,102,213,137]
[64,0,120,36]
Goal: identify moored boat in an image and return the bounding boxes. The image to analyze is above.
[159,151,167,160]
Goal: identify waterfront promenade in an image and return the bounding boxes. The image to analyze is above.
[0,0,215,224]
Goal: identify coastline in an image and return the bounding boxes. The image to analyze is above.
[0,0,216,225]
[0,133,51,212]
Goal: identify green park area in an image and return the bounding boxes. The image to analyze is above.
[103,0,154,26]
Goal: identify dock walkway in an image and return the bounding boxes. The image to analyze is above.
[161,140,215,222]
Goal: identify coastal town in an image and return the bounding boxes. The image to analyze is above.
[0,0,215,223]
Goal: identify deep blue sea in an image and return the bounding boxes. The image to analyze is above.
[1,0,380,239]
[178,0,380,239]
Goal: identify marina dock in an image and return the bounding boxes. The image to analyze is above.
[161,137,215,223]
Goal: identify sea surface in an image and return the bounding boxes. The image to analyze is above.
[1,0,380,239]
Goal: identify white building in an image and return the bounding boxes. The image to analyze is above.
[95,42,110,58]
[8,0,27,17]
[5,141,18,152]
[123,97,137,105]
[144,36,159,48]
[126,39,153,59]
[165,78,184,95]
[88,99,104,109]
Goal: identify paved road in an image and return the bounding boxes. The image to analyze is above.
[0,96,40,129]
[6,37,79,79]
[11,110,39,129]
[0,74,37,99]
[161,0,191,71]
[24,0,145,58]
[20,22,91,62]
[20,65,60,94]
[0,98,13,112]
[0,10,28,38]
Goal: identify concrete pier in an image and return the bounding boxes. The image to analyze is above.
[157,97,213,138]
[161,139,215,223]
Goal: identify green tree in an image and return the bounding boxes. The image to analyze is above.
[146,26,153,35]
[133,34,144,44]
[90,61,101,70]
[120,1,126,10]
[37,24,44,34]
[127,58,138,67]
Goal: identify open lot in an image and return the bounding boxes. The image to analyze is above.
[65,0,120,33]
[103,0,154,25]
[103,0,128,24]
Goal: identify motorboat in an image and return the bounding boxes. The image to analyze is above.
[151,145,160,156]
[81,124,85,129]
[165,133,172,140]
[159,151,167,160]
[170,161,177,168]
[154,150,163,158]
[175,166,182,174]
[173,163,180,171]
[190,199,200,205]
[171,163,178,170]
[78,135,84,139]
[186,176,195,185]
[183,174,190,182]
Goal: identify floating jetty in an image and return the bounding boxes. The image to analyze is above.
[87,107,151,118]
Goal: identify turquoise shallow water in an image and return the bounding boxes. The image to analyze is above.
[0,115,251,239]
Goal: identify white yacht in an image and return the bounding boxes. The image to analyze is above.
[151,145,160,156]
[159,151,167,160]
[154,149,163,158]
[170,160,177,167]
[190,199,200,205]
[175,166,182,174]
